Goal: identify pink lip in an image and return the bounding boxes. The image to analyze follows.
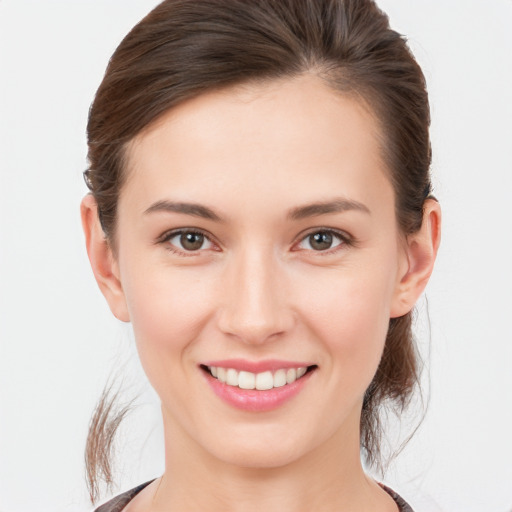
[202,359,314,373]
[200,361,316,412]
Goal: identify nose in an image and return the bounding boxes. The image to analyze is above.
[217,246,294,345]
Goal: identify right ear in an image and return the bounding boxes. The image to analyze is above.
[80,194,130,322]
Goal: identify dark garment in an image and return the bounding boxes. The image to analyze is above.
[379,483,415,512]
[94,481,154,512]
[94,479,414,512]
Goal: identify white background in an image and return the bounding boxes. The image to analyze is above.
[1,1,511,511]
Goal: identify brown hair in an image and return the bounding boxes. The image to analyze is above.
[84,0,432,502]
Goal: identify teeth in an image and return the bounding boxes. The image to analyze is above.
[255,371,273,390]
[286,368,297,384]
[226,368,238,386]
[217,367,227,383]
[273,369,287,388]
[207,365,311,390]
[238,371,255,389]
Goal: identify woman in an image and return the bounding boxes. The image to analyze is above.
[81,0,441,510]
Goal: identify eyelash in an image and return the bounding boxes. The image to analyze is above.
[157,229,217,257]
[157,228,354,257]
[294,228,354,256]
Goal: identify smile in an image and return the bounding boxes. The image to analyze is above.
[201,361,317,412]
[206,366,309,390]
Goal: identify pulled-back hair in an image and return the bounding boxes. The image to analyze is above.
[84,0,432,503]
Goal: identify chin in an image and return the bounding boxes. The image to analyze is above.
[211,442,302,470]
[196,421,326,471]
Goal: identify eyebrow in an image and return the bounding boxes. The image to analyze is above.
[143,197,370,222]
[287,198,371,220]
[143,200,223,221]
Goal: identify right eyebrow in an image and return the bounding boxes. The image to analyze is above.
[143,200,224,222]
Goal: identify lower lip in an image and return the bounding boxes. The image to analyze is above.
[202,369,314,412]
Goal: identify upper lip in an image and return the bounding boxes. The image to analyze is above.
[201,359,315,373]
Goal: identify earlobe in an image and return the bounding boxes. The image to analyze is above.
[80,194,130,322]
[390,199,441,318]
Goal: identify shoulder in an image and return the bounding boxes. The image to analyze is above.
[93,480,155,512]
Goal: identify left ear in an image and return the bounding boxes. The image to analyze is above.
[391,199,442,318]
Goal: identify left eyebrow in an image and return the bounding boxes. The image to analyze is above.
[287,198,371,220]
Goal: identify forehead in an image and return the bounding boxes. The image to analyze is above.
[121,74,393,218]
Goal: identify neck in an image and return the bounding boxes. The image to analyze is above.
[151,408,393,512]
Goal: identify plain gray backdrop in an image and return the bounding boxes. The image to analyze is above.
[1,1,511,511]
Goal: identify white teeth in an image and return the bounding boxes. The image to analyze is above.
[238,371,255,389]
[286,368,297,384]
[255,371,273,390]
[217,367,227,383]
[207,365,311,389]
[226,368,238,386]
[273,369,287,388]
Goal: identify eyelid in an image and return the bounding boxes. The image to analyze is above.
[292,227,354,253]
[156,227,219,256]
[156,226,354,256]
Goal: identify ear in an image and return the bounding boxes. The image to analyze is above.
[80,194,130,322]
[391,199,441,318]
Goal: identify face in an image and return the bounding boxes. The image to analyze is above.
[111,75,410,469]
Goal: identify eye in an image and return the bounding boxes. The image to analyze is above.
[296,230,347,252]
[163,230,214,253]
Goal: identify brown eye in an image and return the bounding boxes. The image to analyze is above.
[167,231,213,252]
[309,232,333,250]
[297,230,345,252]
[181,232,204,250]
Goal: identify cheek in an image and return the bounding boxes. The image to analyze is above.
[293,258,397,384]
[120,261,214,383]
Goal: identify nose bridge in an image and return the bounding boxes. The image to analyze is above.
[218,242,292,344]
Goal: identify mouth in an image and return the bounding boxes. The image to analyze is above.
[199,361,317,411]
[200,364,317,390]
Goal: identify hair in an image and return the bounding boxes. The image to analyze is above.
[84,0,432,503]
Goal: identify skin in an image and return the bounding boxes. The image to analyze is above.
[82,75,441,511]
